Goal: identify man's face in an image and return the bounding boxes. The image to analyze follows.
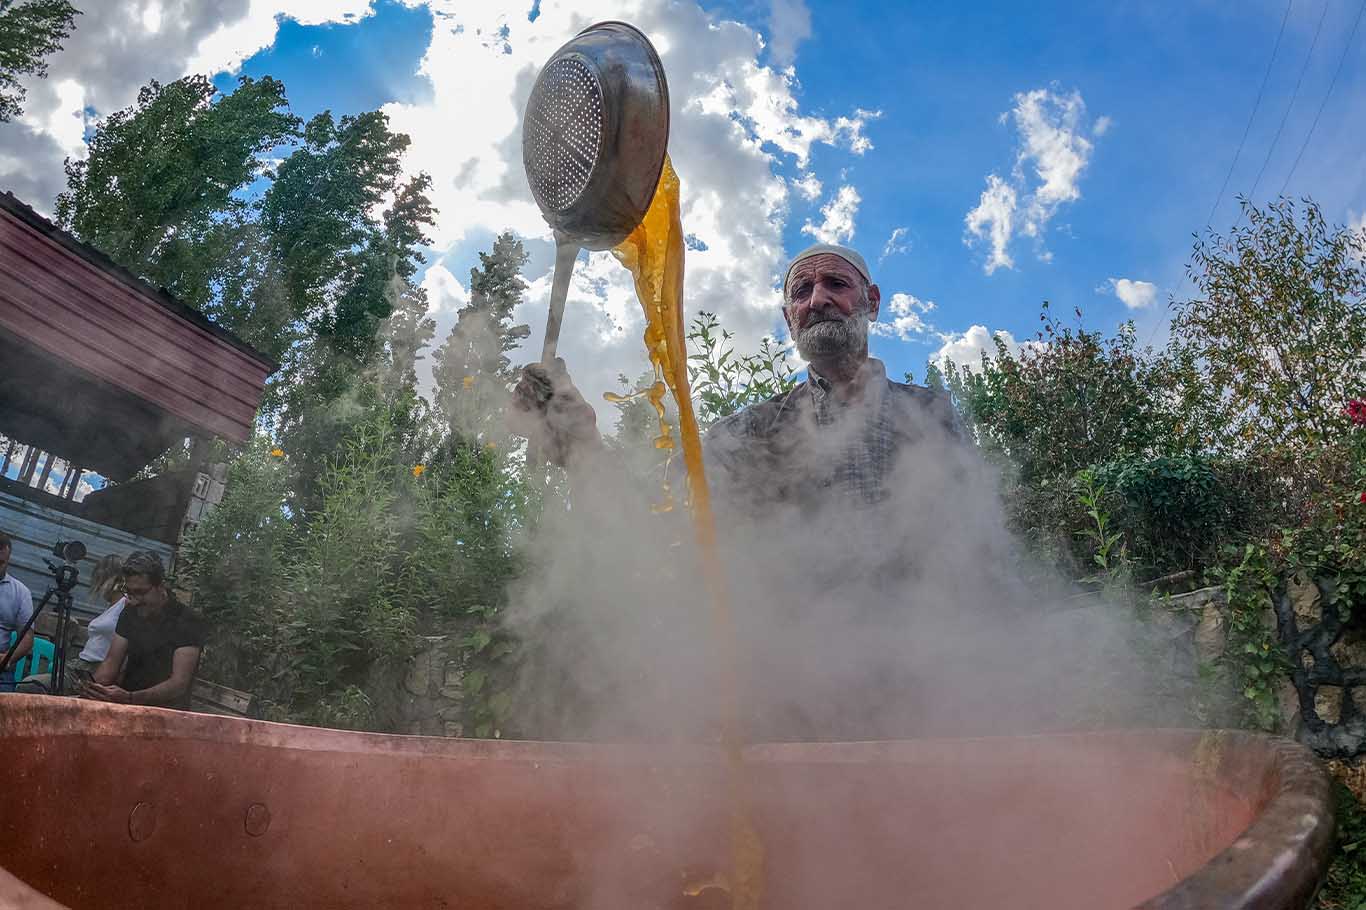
[783,254,881,361]
[123,574,164,611]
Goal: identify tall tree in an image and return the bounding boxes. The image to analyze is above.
[55,74,300,309]
[1172,196,1366,454]
[57,75,436,516]
[0,0,77,123]
[432,232,531,441]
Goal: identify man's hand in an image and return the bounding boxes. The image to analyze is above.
[509,358,602,467]
[83,681,132,704]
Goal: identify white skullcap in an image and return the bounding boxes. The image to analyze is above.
[782,243,872,291]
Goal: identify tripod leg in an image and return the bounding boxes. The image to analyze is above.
[51,592,70,696]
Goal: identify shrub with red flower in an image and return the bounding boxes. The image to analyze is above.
[1345,398,1366,426]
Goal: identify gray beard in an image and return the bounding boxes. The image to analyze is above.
[794,312,870,362]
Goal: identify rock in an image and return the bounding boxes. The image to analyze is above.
[1288,574,1322,627]
[1316,686,1344,724]
[1195,603,1227,664]
[1278,680,1302,736]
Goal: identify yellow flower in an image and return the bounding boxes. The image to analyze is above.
[412,464,426,478]
[269,447,285,458]
[462,375,475,390]
[484,442,496,451]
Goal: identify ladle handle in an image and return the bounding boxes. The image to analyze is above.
[541,240,579,363]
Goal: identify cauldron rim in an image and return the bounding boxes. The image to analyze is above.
[0,695,1335,910]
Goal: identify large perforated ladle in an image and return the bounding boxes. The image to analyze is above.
[521,20,670,362]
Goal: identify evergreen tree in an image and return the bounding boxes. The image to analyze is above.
[432,232,531,442]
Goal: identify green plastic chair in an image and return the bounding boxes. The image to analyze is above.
[8,632,54,681]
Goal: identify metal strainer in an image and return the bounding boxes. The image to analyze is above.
[522,20,670,360]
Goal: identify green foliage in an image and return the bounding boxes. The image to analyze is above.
[1211,544,1289,731]
[686,311,796,426]
[1315,780,1366,910]
[0,0,77,122]
[57,74,436,516]
[939,304,1183,486]
[179,438,294,689]
[1074,469,1129,585]
[1173,197,1366,457]
[184,415,417,727]
[432,232,532,442]
[56,75,301,306]
[1089,455,1243,575]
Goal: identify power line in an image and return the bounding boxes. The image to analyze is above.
[1207,0,1294,227]
[1245,0,1331,209]
[1279,0,1366,195]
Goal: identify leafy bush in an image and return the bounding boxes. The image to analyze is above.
[1089,455,1239,576]
[939,305,1184,487]
[687,311,796,426]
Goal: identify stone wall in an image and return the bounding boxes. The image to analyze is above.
[1177,575,1366,752]
[392,635,469,737]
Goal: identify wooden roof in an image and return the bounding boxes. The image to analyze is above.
[0,193,275,479]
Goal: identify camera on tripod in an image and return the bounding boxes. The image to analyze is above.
[50,539,86,564]
[44,539,85,593]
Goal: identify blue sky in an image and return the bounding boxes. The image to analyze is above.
[5,0,1366,402]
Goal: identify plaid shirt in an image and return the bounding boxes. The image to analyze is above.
[703,358,960,518]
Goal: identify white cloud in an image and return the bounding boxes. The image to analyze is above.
[1350,210,1366,236]
[1093,115,1112,137]
[801,184,860,244]
[421,264,469,315]
[142,2,164,34]
[879,226,911,263]
[964,86,1102,274]
[767,0,811,68]
[187,0,376,75]
[378,0,878,406]
[964,174,1017,274]
[870,292,935,341]
[2,0,879,412]
[933,325,1026,371]
[1104,277,1158,309]
[792,171,822,201]
[0,0,375,213]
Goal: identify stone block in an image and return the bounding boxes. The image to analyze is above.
[1316,686,1344,725]
[403,655,430,696]
[1288,573,1322,627]
[443,721,464,738]
[1194,603,1227,663]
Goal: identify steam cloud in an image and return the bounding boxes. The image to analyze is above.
[502,370,1191,743]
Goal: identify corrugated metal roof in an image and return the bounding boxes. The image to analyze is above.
[1,489,174,621]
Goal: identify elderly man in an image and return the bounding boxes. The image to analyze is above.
[509,243,965,740]
[0,531,35,692]
[512,242,957,510]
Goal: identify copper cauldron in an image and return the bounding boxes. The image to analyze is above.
[0,696,1334,909]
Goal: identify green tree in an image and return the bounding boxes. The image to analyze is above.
[939,305,1182,485]
[55,75,300,305]
[0,0,77,122]
[431,232,532,442]
[58,75,437,517]
[1173,197,1366,455]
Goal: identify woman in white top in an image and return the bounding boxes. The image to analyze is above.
[44,555,125,692]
